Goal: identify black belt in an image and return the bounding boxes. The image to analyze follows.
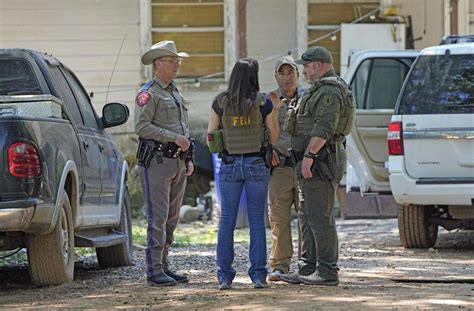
[226,152,264,157]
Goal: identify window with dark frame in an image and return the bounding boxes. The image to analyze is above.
[151,0,225,78]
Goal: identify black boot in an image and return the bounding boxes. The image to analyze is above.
[165,270,189,283]
[147,272,177,286]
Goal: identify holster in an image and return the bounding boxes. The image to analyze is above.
[287,146,335,181]
[263,144,273,168]
[136,139,158,168]
[288,148,299,167]
[181,138,195,163]
[311,146,335,181]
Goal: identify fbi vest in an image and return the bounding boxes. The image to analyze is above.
[219,93,265,154]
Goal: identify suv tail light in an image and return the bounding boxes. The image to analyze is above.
[8,142,41,177]
[388,121,404,155]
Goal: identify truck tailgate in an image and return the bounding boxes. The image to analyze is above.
[403,114,474,179]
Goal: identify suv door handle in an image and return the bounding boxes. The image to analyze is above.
[82,140,89,149]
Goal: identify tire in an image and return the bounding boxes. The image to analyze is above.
[96,188,133,268]
[27,192,75,286]
[398,204,438,249]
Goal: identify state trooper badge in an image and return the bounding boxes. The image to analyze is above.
[323,95,334,107]
[136,91,151,107]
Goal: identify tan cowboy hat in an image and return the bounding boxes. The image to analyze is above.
[141,40,189,65]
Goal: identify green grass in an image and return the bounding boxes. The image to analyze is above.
[132,221,251,247]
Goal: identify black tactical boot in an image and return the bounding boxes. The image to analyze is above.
[280,271,302,284]
[147,272,177,286]
[165,270,189,283]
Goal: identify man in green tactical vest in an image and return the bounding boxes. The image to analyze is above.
[280,46,355,286]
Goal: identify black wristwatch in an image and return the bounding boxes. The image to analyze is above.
[304,151,317,159]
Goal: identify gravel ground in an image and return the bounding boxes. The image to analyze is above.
[0,218,473,310]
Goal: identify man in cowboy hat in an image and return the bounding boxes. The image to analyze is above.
[135,40,194,286]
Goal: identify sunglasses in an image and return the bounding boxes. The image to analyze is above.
[158,59,181,65]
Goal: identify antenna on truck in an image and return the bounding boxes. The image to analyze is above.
[105,33,128,104]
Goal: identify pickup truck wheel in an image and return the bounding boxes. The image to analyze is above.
[398,204,438,249]
[96,188,133,268]
[27,192,74,286]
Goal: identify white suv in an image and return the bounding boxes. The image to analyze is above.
[388,42,474,248]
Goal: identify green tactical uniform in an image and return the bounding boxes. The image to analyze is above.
[290,69,350,280]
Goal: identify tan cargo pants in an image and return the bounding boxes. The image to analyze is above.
[139,155,187,277]
[268,165,299,273]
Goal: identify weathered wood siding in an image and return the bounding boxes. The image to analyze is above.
[0,0,142,132]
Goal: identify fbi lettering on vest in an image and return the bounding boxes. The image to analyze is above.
[232,116,252,126]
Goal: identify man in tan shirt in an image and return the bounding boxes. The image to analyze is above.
[135,40,194,286]
[267,56,302,281]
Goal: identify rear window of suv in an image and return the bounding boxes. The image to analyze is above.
[398,54,474,114]
[0,59,41,96]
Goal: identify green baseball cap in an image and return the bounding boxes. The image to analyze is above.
[295,46,333,65]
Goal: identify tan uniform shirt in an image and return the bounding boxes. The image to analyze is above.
[134,75,189,142]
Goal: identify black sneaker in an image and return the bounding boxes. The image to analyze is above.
[147,272,177,287]
[268,269,284,282]
[164,270,189,283]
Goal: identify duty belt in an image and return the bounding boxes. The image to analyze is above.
[136,138,182,168]
[150,140,184,158]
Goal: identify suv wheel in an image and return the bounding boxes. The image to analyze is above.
[96,187,133,268]
[27,192,74,286]
[398,204,438,249]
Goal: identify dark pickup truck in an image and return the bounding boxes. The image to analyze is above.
[0,49,132,286]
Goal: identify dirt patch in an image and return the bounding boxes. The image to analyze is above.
[1,219,473,310]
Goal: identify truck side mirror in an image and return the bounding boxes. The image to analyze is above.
[102,103,129,128]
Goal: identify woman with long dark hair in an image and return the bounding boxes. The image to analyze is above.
[207,58,279,289]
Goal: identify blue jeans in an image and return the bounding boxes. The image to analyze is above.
[216,155,269,284]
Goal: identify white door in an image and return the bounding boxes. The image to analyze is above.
[348,56,414,191]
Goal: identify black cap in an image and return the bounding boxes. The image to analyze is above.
[295,46,333,65]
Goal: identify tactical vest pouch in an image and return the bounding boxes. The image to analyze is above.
[284,107,297,135]
[316,77,356,136]
[296,113,314,135]
[207,130,224,153]
[339,90,356,136]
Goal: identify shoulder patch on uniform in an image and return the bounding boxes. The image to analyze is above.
[323,95,334,107]
[136,91,151,107]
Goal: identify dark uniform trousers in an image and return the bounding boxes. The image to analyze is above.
[139,154,187,277]
[296,146,346,280]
